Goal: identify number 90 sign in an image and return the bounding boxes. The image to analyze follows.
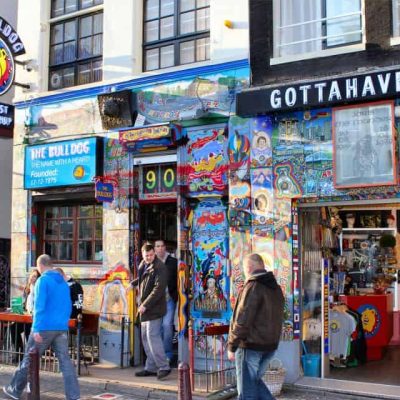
[142,164,176,195]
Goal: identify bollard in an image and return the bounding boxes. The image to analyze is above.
[178,362,192,400]
[27,347,40,400]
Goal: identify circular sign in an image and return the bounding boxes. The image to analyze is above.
[0,39,15,96]
[358,303,381,338]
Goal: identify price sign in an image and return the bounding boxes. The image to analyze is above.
[141,163,177,200]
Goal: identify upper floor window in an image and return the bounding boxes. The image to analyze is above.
[143,0,210,71]
[274,0,362,58]
[393,0,400,37]
[49,0,103,90]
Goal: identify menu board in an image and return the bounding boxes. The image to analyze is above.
[333,101,396,188]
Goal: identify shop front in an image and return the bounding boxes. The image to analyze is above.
[10,60,257,389]
[236,67,400,392]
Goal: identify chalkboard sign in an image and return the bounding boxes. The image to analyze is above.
[333,101,396,188]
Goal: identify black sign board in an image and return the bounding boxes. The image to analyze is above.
[237,68,400,115]
[0,102,13,134]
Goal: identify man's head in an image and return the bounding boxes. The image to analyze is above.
[141,243,156,265]
[154,240,167,259]
[243,253,265,279]
[36,254,53,274]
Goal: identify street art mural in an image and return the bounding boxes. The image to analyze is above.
[229,227,251,308]
[181,126,228,197]
[98,263,132,366]
[191,199,229,318]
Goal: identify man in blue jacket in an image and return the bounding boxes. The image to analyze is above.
[3,254,80,400]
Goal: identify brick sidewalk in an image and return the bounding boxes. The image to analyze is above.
[0,365,384,400]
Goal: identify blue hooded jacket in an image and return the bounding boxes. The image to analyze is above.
[32,270,72,332]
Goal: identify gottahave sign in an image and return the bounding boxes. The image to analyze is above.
[24,137,102,189]
[237,68,400,115]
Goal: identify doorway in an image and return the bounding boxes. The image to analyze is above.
[300,204,400,386]
[139,202,177,254]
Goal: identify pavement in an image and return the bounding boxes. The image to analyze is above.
[0,364,393,400]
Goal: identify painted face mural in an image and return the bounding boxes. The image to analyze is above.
[192,200,229,317]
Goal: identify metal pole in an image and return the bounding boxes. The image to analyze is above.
[120,316,125,368]
[178,362,192,400]
[27,347,40,400]
[77,314,82,376]
[188,322,194,392]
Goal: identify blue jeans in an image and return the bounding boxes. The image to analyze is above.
[235,348,275,400]
[161,299,176,360]
[7,331,80,400]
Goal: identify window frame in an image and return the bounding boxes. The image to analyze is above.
[49,1,104,91]
[39,202,103,265]
[272,0,363,60]
[143,0,210,72]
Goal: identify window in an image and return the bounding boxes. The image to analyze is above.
[393,0,400,36]
[42,204,103,264]
[143,0,210,71]
[274,0,362,58]
[49,0,103,90]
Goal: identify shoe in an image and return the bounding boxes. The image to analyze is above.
[3,386,19,400]
[157,369,171,380]
[135,370,157,377]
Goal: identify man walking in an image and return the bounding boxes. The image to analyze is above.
[154,240,177,363]
[3,254,80,400]
[228,253,284,400]
[130,243,171,380]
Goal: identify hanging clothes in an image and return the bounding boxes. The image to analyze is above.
[329,308,357,359]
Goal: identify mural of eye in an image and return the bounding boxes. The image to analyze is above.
[73,165,85,179]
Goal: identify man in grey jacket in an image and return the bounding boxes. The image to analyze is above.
[228,253,284,400]
[129,243,171,380]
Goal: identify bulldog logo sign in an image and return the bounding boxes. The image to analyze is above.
[0,17,25,96]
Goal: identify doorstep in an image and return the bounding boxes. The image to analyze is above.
[82,364,237,400]
[293,376,400,399]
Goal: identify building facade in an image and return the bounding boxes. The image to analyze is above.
[11,0,253,374]
[236,0,400,392]
[0,0,19,308]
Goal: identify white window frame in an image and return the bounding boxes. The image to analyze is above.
[272,0,365,64]
[48,2,104,91]
[391,0,400,45]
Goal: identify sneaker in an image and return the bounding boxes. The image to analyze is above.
[135,370,157,377]
[3,386,19,400]
[157,369,171,380]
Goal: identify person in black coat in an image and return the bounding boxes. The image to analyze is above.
[154,240,177,362]
[54,268,84,318]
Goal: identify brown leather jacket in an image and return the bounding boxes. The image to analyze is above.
[131,257,167,322]
[228,270,284,352]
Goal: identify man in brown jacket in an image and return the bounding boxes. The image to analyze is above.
[129,243,171,380]
[228,253,284,399]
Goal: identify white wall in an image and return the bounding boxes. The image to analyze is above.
[210,0,249,62]
[0,0,18,239]
[0,138,12,238]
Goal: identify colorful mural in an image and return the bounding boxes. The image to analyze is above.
[229,227,251,308]
[181,126,228,197]
[191,199,229,318]
[98,263,132,366]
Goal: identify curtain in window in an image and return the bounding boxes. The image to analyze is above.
[393,0,400,36]
[278,0,322,57]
